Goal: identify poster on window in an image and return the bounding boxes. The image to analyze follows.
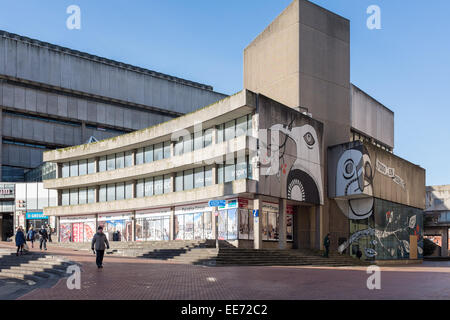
[194,213,204,240]
[60,224,71,242]
[227,209,238,240]
[72,223,83,243]
[175,215,184,240]
[218,211,227,240]
[84,221,96,242]
[239,209,249,239]
[204,212,213,239]
[184,214,194,240]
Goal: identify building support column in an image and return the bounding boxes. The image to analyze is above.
[278,198,287,250]
[56,216,60,243]
[132,211,136,242]
[169,207,175,241]
[253,197,262,250]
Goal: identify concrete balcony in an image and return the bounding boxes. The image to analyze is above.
[43,179,257,217]
[43,135,257,190]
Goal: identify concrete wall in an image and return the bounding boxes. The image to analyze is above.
[426,185,450,212]
[0,31,226,114]
[351,84,394,149]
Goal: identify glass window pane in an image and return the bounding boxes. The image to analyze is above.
[145,178,154,197]
[145,145,154,163]
[88,188,95,204]
[248,157,253,180]
[185,214,194,240]
[194,167,204,189]
[107,184,115,201]
[174,138,183,156]
[136,180,144,198]
[204,129,213,148]
[154,143,163,161]
[236,116,248,137]
[116,182,125,200]
[218,210,227,240]
[227,209,238,240]
[88,159,96,174]
[225,120,236,141]
[176,172,183,191]
[62,190,69,206]
[194,131,203,150]
[125,151,133,167]
[154,176,164,195]
[225,161,236,183]
[163,175,172,194]
[217,124,224,143]
[107,154,115,171]
[125,182,133,199]
[205,166,213,186]
[99,156,107,172]
[183,134,193,154]
[239,209,249,240]
[62,163,70,178]
[79,160,87,176]
[236,157,248,180]
[184,169,194,191]
[247,114,252,135]
[99,185,107,202]
[70,189,78,205]
[136,148,144,165]
[70,161,78,177]
[116,152,125,169]
[79,188,87,205]
[218,164,224,184]
[164,141,171,159]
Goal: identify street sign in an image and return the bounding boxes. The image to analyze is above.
[208,200,227,207]
[253,210,259,217]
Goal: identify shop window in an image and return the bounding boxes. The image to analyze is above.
[175,215,184,240]
[184,214,194,240]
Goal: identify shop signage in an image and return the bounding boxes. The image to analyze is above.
[0,184,15,198]
[26,212,48,220]
[208,200,227,207]
[218,199,238,210]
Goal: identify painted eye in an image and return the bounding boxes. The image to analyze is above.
[364,162,373,181]
[343,160,355,178]
[303,132,315,147]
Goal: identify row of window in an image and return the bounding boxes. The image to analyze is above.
[62,188,96,206]
[136,175,172,198]
[59,114,253,178]
[218,157,252,184]
[99,182,134,202]
[175,166,214,191]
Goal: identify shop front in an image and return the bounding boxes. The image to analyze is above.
[59,216,96,243]
[98,213,133,242]
[175,203,214,241]
[25,211,49,232]
[136,208,171,241]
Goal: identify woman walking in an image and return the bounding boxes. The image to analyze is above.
[15,226,26,256]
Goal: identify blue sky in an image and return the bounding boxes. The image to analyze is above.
[0,0,449,186]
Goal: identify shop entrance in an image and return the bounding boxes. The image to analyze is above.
[1,213,14,241]
[26,219,49,232]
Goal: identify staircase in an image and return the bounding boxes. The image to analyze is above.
[0,248,75,285]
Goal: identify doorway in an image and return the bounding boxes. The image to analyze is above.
[1,213,14,241]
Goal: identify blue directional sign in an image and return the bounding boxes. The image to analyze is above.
[26,212,48,220]
[208,200,227,207]
[253,210,259,217]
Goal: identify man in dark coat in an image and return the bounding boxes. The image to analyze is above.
[91,226,110,269]
[15,227,26,256]
[38,225,48,251]
[323,233,331,258]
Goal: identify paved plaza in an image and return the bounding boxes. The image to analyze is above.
[0,243,449,300]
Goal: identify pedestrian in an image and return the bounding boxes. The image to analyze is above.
[91,226,110,269]
[27,227,36,248]
[15,226,26,256]
[47,226,52,242]
[323,233,331,258]
[39,225,48,251]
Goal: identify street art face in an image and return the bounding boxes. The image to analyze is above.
[334,146,374,220]
[260,123,323,205]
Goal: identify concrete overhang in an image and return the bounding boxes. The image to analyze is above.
[44,135,257,190]
[43,179,257,217]
[43,90,257,163]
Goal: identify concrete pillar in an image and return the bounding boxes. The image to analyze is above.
[56,216,60,242]
[56,163,62,179]
[170,173,176,192]
[211,164,218,185]
[94,186,99,203]
[278,198,287,250]
[131,150,136,166]
[443,228,449,257]
[132,211,136,242]
[169,207,175,241]
[253,197,263,250]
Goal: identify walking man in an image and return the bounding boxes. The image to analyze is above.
[27,227,36,248]
[39,225,48,251]
[15,227,26,256]
[323,233,331,258]
[91,226,110,269]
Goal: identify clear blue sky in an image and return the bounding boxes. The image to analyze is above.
[0,0,449,186]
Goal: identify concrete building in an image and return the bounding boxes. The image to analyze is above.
[424,185,450,257]
[42,0,426,262]
[0,30,226,182]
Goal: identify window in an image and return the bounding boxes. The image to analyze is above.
[204,129,213,148]
[144,145,153,163]
[205,166,213,186]
[225,120,236,141]
[184,169,194,191]
[70,161,78,177]
[88,159,96,174]
[62,189,69,205]
[107,184,115,201]
[70,189,78,205]
[88,188,95,204]
[194,167,204,189]
[154,143,163,161]
[218,164,224,184]
[99,156,107,172]
[236,116,248,137]
[107,154,115,171]
[194,131,203,151]
[176,172,183,192]
[62,163,70,178]
[154,176,164,195]
[174,138,183,156]
[136,180,144,198]
[79,188,87,205]
[78,160,87,176]
[125,151,133,167]
[183,134,193,154]
[164,141,171,159]
[116,183,125,200]
[136,148,144,165]
[236,157,248,180]
[144,178,154,197]
[225,161,236,183]
[125,182,133,199]
[116,152,125,169]
[99,185,107,202]
[217,124,224,143]
[163,175,172,194]
[247,114,253,134]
